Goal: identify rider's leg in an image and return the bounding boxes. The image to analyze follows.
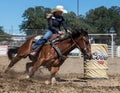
[32,30,53,50]
[32,38,47,50]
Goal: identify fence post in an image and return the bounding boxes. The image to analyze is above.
[111,34,114,58]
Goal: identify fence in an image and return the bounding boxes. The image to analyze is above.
[0,35,119,57]
[69,45,118,58]
[108,45,119,57]
[0,35,26,48]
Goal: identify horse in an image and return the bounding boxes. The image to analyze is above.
[24,29,92,84]
[5,28,92,84]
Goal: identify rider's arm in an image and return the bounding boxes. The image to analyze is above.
[62,17,72,34]
[61,17,68,32]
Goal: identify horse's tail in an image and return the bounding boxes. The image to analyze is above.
[7,47,19,60]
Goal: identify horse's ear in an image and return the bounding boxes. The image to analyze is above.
[78,28,84,34]
[78,30,81,33]
[84,28,89,35]
[81,28,84,32]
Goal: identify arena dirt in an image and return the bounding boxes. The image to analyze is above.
[0,56,120,93]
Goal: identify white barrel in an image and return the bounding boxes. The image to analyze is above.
[84,44,108,79]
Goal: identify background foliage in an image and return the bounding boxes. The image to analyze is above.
[0,26,11,41]
[19,6,120,36]
[0,5,120,43]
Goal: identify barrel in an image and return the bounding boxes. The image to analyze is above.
[84,44,108,79]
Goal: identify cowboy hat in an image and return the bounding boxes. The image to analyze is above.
[52,5,68,13]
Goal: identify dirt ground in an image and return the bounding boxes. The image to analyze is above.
[0,56,120,93]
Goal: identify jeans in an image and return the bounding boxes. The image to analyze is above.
[32,29,53,50]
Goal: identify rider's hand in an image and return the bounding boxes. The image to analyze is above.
[58,31,64,35]
[67,30,72,34]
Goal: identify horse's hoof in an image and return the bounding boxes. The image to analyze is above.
[51,77,56,83]
[25,75,30,79]
[45,80,50,85]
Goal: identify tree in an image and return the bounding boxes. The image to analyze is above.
[0,26,11,41]
[108,6,120,36]
[85,6,111,33]
[85,6,120,35]
[63,12,93,33]
[0,26,5,35]
[20,6,51,36]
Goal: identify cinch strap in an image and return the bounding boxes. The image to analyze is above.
[52,44,64,61]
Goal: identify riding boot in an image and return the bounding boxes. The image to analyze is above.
[32,38,46,50]
[30,38,47,55]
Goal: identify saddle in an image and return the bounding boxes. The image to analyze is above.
[33,34,60,43]
[31,34,62,53]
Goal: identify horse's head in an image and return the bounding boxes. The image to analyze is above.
[71,28,92,60]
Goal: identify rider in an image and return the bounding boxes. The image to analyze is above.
[31,5,71,53]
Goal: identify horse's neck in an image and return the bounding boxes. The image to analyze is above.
[58,38,76,55]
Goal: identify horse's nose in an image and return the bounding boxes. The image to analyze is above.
[84,53,92,60]
[89,54,93,59]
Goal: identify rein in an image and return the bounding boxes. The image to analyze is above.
[71,35,87,52]
[48,34,88,61]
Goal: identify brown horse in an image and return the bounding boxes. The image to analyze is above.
[5,29,92,84]
[25,29,92,83]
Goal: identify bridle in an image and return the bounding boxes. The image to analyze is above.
[71,35,87,53]
[71,33,92,60]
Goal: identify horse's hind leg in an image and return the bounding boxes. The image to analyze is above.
[5,55,22,73]
[25,61,35,74]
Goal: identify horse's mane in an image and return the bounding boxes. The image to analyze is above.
[57,28,88,42]
[71,30,81,38]
[71,28,88,38]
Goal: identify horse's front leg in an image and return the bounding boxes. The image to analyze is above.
[46,66,59,85]
[51,67,59,84]
[46,59,65,85]
[26,58,45,78]
[5,55,22,73]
